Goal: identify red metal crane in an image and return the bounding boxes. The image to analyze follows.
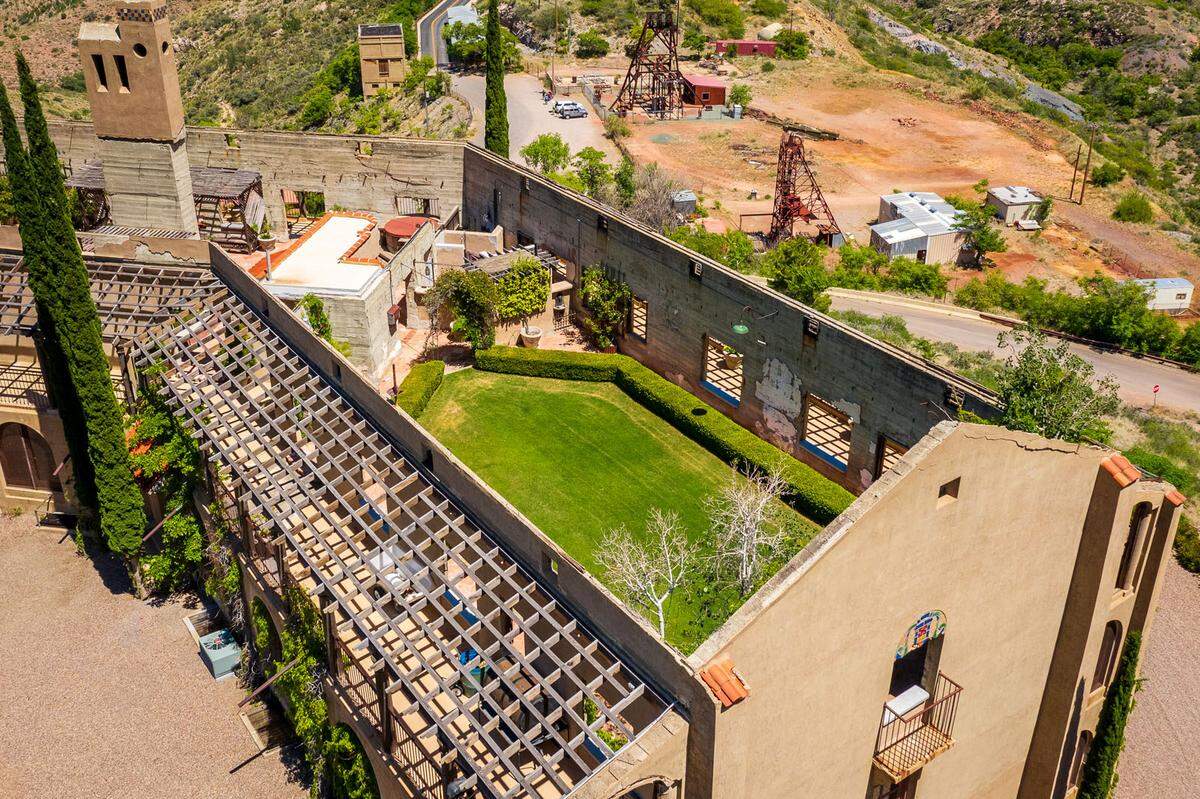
[610,11,684,120]
[769,127,842,245]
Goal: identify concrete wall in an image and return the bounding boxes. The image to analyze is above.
[13,121,466,242]
[683,424,1178,799]
[459,147,997,493]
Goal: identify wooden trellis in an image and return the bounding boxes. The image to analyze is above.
[131,286,669,799]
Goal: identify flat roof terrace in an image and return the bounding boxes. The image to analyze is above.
[253,213,386,298]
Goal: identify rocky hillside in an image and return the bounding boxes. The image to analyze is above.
[2,0,468,137]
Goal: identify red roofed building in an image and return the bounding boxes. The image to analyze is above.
[381,215,439,251]
[683,74,727,107]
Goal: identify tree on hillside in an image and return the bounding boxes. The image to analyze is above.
[596,509,693,638]
[994,326,1121,444]
[3,56,147,557]
[520,133,571,174]
[484,0,510,157]
[764,237,832,310]
[951,201,1007,267]
[573,146,612,197]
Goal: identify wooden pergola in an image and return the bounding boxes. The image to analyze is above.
[125,283,670,798]
[0,254,219,344]
[66,162,264,253]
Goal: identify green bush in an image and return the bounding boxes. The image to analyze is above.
[1174,516,1199,573]
[1078,632,1141,799]
[1112,191,1154,224]
[750,0,786,18]
[575,29,610,58]
[476,347,856,523]
[774,29,810,60]
[1090,161,1125,187]
[395,360,445,418]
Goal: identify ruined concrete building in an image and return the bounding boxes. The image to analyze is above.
[0,4,1185,799]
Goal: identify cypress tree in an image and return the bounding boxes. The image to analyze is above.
[1078,631,1142,799]
[0,80,97,512]
[12,54,147,556]
[483,0,509,157]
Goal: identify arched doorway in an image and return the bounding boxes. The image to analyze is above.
[0,423,61,492]
[250,597,283,667]
[327,723,381,799]
[1068,730,1093,789]
[1091,621,1123,692]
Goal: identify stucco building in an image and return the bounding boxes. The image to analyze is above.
[359,24,408,97]
[0,5,1186,799]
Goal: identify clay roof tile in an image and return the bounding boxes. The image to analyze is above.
[1165,490,1187,507]
[1101,456,1138,488]
[700,657,748,708]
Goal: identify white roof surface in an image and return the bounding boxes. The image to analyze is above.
[874,190,963,242]
[989,185,1042,206]
[1130,277,1193,290]
[264,215,381,297]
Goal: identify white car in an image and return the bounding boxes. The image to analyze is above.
[551,100,584,115]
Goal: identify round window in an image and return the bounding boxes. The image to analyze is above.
[133,42,147,58]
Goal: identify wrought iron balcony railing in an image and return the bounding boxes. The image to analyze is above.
[873,673,962,781]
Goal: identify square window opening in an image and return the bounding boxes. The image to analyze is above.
[701,334,743,406]
[937,477,960,508]
[800,394,851,471]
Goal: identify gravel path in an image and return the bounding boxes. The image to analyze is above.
[1117,560,1200,798]
[0,514,306,799]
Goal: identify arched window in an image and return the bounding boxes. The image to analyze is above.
[1116,502,1153,590]
[0,423,60,492]
[1068,730,1093,788]
[1091,621,1123,692]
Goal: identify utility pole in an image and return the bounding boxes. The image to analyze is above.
[1068,143,1082,203]
[1078,123,1098,206]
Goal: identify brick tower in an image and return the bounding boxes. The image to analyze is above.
[77,0,198,233]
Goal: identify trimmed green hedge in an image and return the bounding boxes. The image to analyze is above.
[395,360,445,417]
[476,346,855,524]
[1078,631,1142,799]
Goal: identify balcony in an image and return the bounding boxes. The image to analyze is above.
[873,673,962,781]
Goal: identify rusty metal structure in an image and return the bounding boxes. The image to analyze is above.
[610,11,684,120]
[769,127,842,245]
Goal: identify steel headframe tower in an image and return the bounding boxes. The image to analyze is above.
[611,10,684,120]
[769,127,842,245]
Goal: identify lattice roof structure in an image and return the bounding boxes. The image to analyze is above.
[129,281,671,799]
[0,255,218,344]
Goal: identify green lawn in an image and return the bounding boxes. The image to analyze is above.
[420,368,819,653]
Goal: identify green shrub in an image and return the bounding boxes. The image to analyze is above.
[750,0,785,17]
[495,256,549,325]
[575,29,610,58]
[1078,632,1141,799]
[395,360,445,417]
[1122,448,1197,495]
[580,267,632,349]
[1090,161,1125,187]
[1112,191,1154,224]
[327,724,382,799]
[774,29,810,60]
[476,347,856,523]
[1173,516,1199,573]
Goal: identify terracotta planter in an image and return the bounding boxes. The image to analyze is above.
[519,326,543,348]
[257,234,277,252]
[723,352,743,370]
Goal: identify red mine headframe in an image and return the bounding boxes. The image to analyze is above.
[769,127,842,245]
[610,11,684,120]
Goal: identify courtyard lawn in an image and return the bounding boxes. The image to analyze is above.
[420,368,820,652]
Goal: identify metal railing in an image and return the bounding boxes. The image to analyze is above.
[874,673,962,779]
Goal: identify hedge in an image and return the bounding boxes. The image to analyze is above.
[1078,631,1141,799]
[395,360,445,417]
[476,346,855,524]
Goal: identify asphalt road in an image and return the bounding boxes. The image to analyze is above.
[453,72,619,158]
[829,293,1200,412]
[417,0,467,64]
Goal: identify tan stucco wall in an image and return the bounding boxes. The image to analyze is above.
[687,425,1126,799]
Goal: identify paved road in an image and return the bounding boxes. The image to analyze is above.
[417,0,468,64]
[453,72,619,159]
[829,293,1200,412]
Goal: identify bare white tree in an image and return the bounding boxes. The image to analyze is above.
[706,468,790,597]
[596,509,693,638]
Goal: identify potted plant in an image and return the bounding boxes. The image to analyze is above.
[256,217,277,252]
[722,344,742,370]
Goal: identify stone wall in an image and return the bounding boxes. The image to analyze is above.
[459,147,999,493]
[22,121,466,237]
